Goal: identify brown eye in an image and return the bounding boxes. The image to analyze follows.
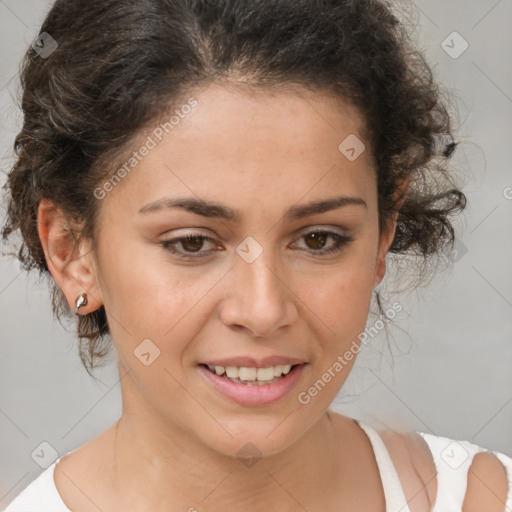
[303,232,328,250]
[180,236,205,252]
[160,234,218,259]
[293,229,354,256]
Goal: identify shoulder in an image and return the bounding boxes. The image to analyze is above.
[3,460,70,511]
[4,425,116,512]
[378,427,511,512]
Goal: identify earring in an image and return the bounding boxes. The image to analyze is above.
[75,293,88,315]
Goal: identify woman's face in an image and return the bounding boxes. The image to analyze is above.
[91,84,394,457]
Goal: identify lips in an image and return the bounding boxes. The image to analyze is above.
[197,360,307,407]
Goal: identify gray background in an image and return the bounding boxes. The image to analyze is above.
[1,0,511,508]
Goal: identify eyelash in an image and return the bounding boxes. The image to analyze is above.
[160,229,354,260]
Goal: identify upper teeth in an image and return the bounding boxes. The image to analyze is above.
[207,364,293,381]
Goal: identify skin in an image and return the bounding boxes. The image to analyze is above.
[36,84,509,512]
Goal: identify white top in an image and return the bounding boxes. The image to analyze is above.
[5,421,512,511]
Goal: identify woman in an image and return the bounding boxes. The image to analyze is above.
[2,0,511,510]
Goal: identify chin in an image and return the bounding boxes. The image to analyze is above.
[190,408,318,462]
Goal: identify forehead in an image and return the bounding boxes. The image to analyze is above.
[167,83,370,163]
[102,83,376,218]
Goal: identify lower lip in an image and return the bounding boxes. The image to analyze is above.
[198,364,306,407]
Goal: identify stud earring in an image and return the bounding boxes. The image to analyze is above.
[75,293,88,315]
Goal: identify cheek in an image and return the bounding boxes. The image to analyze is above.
[300,247,377,334]
[307,271,374,343]
[97,223,377,362]
[98,243,218,361]
[297,261,375,398]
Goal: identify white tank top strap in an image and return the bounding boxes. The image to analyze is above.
[355,420,411,512]
[418,432,487,512]
[494,451,512,512]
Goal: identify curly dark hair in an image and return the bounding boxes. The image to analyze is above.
[1,0,465,375]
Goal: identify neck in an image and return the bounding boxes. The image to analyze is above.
[108,387,345,511]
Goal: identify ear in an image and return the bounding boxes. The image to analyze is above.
[37,198,103,315]
[373,179,408,287]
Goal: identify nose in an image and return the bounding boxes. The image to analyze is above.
[219,244,298,339]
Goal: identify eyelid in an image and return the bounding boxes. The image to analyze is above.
[160,225,350,244]
[294,224,351,236]
[290,228,354,254]
[160,232,218,248]
[159,225,354,260]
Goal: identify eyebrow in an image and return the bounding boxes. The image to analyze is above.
[138,195,367,222]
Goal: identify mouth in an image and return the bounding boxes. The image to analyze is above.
[197,362,307,406]
[200,363,301,385]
